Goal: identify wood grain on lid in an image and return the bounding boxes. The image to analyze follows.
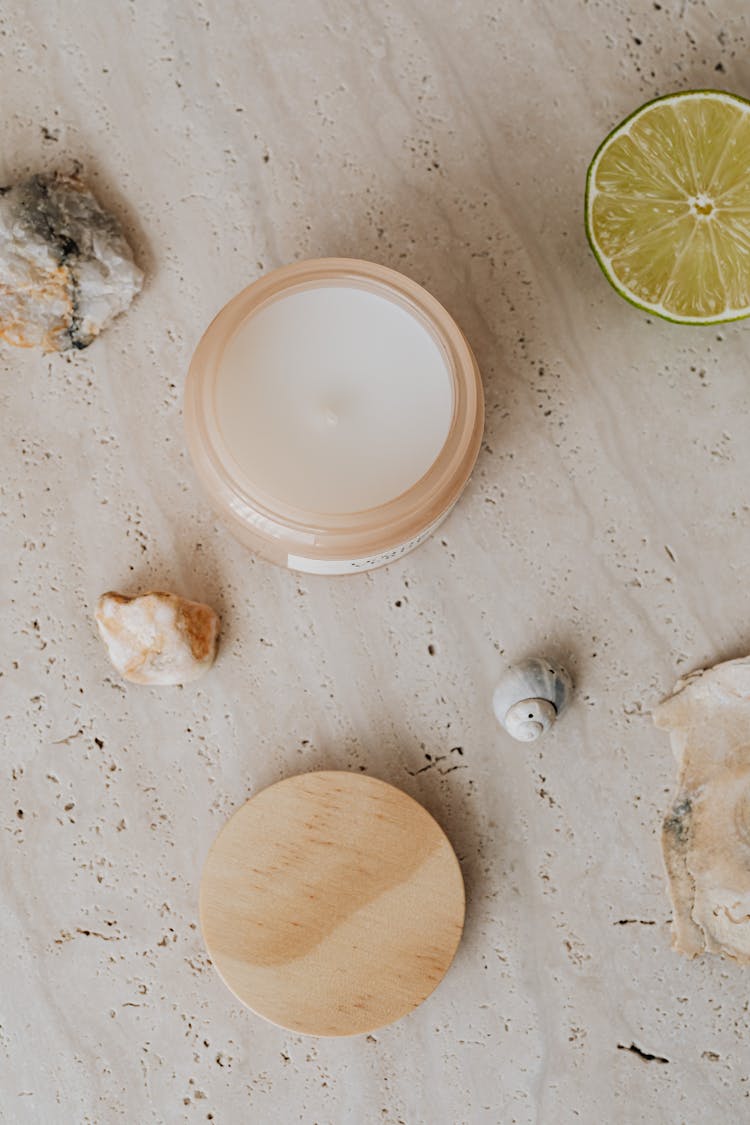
[199,770,465,1036]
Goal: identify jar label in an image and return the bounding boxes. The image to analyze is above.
[286,507,454,575]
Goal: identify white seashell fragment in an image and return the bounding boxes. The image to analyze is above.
[655,656,750,961]
[0,172,142,351]
[95,591,219,685]
[493,657,572,742]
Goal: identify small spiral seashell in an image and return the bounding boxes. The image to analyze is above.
[493,657,572,742]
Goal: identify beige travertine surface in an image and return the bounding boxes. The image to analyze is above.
[3,1,750,1121]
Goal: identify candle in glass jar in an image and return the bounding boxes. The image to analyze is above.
[215,283,453,514]
[185,259,483,574]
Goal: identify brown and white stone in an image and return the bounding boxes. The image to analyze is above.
[0,172,142,351]
[95,591,220,686]
[655,656,750,961]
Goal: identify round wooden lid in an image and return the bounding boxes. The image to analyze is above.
[199,770,465,1036]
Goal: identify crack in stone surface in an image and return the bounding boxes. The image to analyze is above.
[617,1042,669,1064]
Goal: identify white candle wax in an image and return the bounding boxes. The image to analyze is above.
[213,284,454,514]
[185,259,484,572]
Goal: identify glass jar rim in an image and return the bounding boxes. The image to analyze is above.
[185,258,483,547]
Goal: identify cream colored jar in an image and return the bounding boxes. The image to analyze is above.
[185,258,483,574]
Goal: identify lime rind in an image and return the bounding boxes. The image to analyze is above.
[585,89,750,325]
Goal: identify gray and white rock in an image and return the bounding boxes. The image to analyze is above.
[95,591,220,685]
[0,172,142,351]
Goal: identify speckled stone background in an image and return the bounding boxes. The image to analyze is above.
[3,1,750,1122]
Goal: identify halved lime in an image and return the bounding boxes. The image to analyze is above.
[586,90,750,324]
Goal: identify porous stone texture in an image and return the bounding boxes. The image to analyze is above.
[0,172,142,351]
[3,1,750,1122]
